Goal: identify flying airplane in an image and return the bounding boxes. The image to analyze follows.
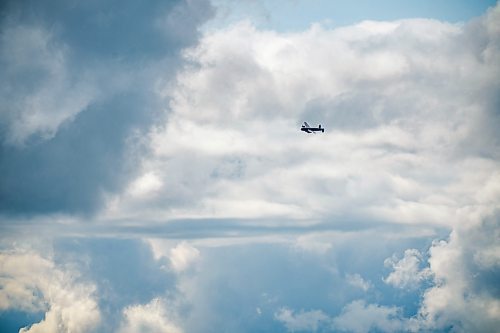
[301,122,324,133]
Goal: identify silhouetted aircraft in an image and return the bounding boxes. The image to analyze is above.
[301,122,324,133]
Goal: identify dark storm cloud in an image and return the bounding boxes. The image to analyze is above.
[0,0,214,215]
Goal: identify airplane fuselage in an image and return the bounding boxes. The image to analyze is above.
[301,124,325,133]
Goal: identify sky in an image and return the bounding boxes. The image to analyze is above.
[209,0,499,31]
[0,1,499,332]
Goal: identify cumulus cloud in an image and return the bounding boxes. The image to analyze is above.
[127,172,164,199]
[143,6,499,331]
[101,2,500,234]
[274,307,329,332]
[274,211,500,332]
[118,298,182,333]
[148,239,201,272]
[275,301,407,333]
[346,273,372,292]
[332,300,407,333]
[0,250,100,333]
[169,242,201,272]
[415,212,500,332]
[384,249,431,289]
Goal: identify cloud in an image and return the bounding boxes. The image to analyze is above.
[1,2,499,333]
[416,212,500,332]
[51,237,177,331]
[346,273,372,292]
[0,250,100,333]
[0,23,97,145]
[101,3,500,233]
[169,242,201,272]
[384,249,431,289]
[127,172,164,199]
[275,301,408,333]
[332,300,406,333]
[0,0,214,215]
[148,239,201,272]
[274,307,329,332]
[118,298,182,333]
[141,7,499,331]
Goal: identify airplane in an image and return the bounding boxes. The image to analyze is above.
[301,122,324,133]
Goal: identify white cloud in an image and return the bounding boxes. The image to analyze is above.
[415,213,500,332]
[384,249,431,289]
[276,211,500,333]
[169,241,201,272]
[147,240,201,273]
[332,300,406,333]
[102,4,500,234]
[346,273,372,292]
[118,298,182,333]
[127,172,164,198]
[293,233,334,254]
[274,307,330,332]
[0,250,100,333]
[276,301,407,333]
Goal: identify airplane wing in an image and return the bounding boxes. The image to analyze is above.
[304,121,310,127]
[304,128,311,133]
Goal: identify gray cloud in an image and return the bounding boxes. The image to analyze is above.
[0,0,214,215]
[1,0,212,62]
[1,95,149,213]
